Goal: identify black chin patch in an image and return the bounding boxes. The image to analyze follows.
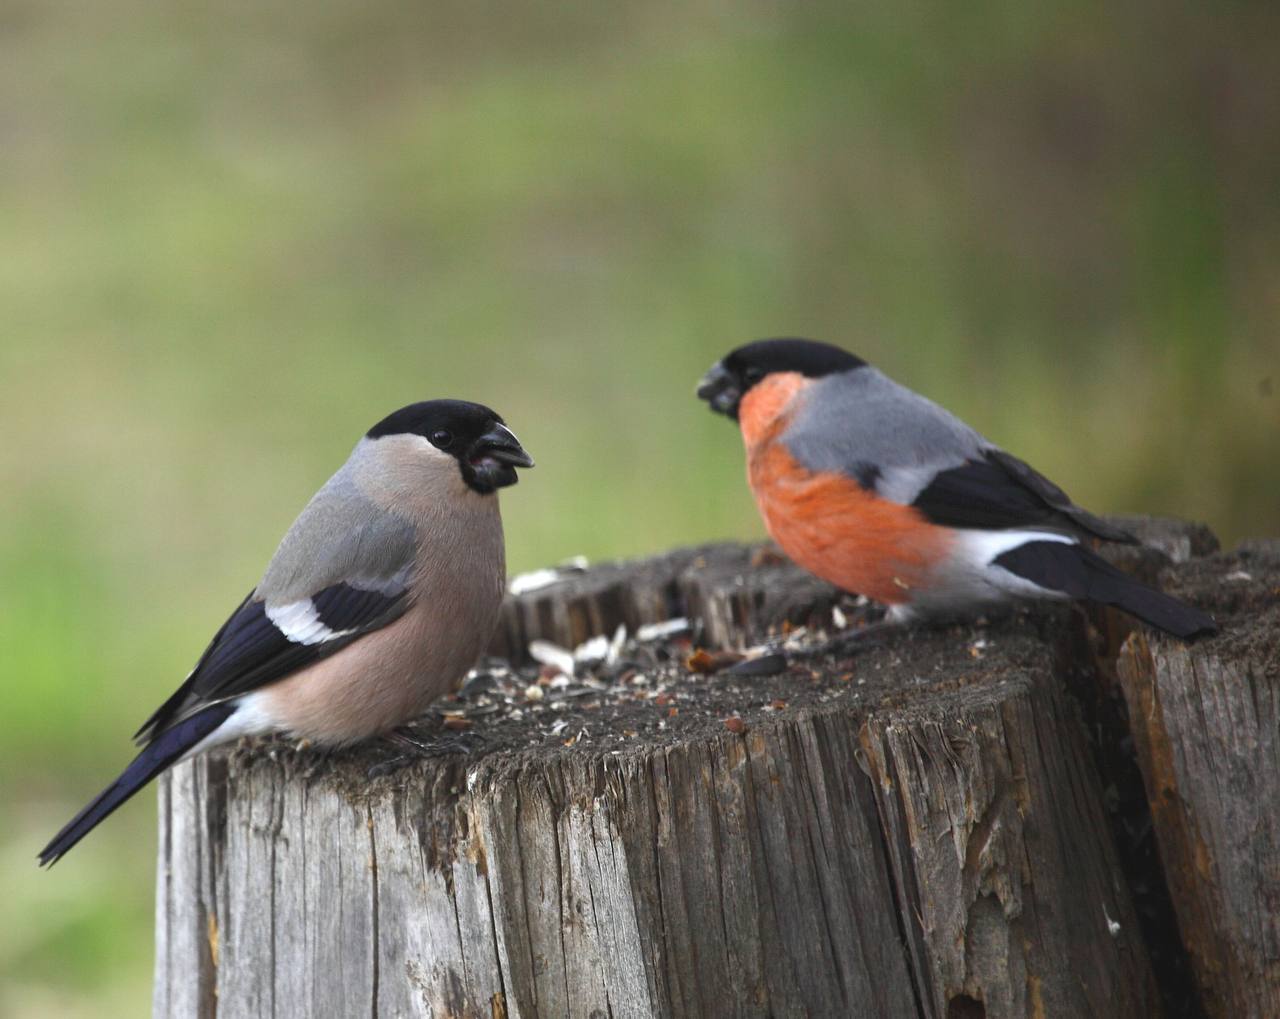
[462,461,518,494]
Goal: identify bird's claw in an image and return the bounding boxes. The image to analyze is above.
[366,754,412,779]
[727,622,896,677]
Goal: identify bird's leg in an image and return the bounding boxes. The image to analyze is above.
[791,619,899,660]
[366,723,484,778]
[726,619,900,677]
[398,723,486,756]
[366,729,424,779]
[383,728,432,753]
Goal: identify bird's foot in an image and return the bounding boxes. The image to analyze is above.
[726,620,898,677]
[390,725,486,756]
[366,725,485,778]
[792,619,898,660]
[366,754,413,779]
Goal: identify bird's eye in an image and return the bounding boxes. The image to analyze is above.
[429,429,454,449]
[743,366,765,385]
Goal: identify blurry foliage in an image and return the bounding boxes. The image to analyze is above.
[1,0,1276,1012]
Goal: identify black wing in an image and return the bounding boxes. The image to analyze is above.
[911,447,1135,542]
[134,581,410,743]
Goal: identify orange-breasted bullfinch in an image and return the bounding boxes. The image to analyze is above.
[39,400,533,865]
[697,338,1217,643]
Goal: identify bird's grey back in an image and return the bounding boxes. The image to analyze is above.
[784,367,989,500]
[258,459,418,603]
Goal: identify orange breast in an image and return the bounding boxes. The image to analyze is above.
[746,440,955,605]
[739,372,808,448]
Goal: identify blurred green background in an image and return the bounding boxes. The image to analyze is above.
[2,0,1276,1013]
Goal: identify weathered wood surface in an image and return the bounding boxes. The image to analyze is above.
[860,675,1156,1018]
[1116,539,1280,1019]
[154,521,1248,1019]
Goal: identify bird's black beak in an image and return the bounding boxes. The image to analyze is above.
[466,423,534,492]
[475,423,534,468]
[696,361,741,419]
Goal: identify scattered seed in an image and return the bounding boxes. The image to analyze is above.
[574,634,610,666]
[636,618,690,642]
[529,639,575,677]
[724,716,747,735]
[687,648,745,674]
[507,567,564,596]
[458,673,499,698]
[686,649,716,673]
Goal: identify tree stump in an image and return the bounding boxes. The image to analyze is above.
[1116,539,1280,1018]
[153,522,1253,1019]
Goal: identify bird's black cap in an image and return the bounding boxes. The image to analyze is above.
[698,338,866,419]
[721,338,866,381]
[366,399,505,441]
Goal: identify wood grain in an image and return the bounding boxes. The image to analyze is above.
[1116,539,1280,1018]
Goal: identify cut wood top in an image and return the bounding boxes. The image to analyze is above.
[218,517,1243,805]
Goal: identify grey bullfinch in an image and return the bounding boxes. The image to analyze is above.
[39,399,533,864]
[697,338,1217,643]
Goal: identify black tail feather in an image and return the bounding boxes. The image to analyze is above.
[39,703,235,866]
[994,540,1218,639]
